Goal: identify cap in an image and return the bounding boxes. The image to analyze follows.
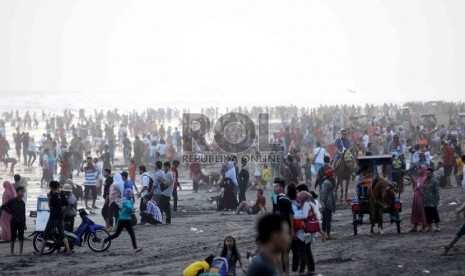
[62,184,73,192]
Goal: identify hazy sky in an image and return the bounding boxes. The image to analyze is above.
[0,0,464,108]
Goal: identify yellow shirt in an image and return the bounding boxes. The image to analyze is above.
[183,261,209,276]
[263,168,271,182]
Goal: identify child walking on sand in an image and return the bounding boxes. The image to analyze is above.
[0,186,26,255]
[102,189,142,253]
[219,236,246,275]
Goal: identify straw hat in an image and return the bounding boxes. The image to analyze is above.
[62,184,73,192]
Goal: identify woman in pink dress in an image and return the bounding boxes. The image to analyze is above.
[410,165,427,232]
[1,181,16,241]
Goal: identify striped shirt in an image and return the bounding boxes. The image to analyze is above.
[84,169,97,186]
[146,200,163,223]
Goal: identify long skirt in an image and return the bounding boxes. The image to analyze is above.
[411,191,426,227]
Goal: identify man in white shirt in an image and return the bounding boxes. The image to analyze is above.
[362,130,369,148]
[137,165,152,225]
[313,141,327,174]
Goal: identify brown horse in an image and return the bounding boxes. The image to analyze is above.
[368,176,398,235]
[334,152,354,201]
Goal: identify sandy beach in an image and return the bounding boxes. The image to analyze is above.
[0,119,463,276]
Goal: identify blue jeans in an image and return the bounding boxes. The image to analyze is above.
[322,209,333,235]
[314,163,323,175]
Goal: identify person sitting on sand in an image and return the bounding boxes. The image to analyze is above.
[183,255,215,276]
[140,195,163,225]
[236,189,267,215]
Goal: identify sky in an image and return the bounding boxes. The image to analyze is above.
[0,0,464,110]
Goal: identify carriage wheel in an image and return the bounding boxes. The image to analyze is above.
[353,213,358,236]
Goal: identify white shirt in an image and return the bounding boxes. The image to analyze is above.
[157,143,167,155]
[140,172,151,197]
[313,147,326,164]
[362,134,369,148]
[253,162,262,177]
[28,141,36,152]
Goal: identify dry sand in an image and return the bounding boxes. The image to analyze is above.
[1,124,465,275]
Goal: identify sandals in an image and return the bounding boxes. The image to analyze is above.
[408,228,418,232]
[134,248,143,253]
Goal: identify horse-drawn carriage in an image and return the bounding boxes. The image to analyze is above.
[351,155,402,235]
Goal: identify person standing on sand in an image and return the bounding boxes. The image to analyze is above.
[158,161,173,224]
[137,165,151,225]
[101,189,142,254]
[274,178,294,276]
[320,169,336,240]
[0,181,16,242]
[36,181,72,256]
[21,132,28,166]
[409,165,428,232]
[238,157,250,202]
[171,160,181,212]
[0,186,26,255]
[128,159,139,194]
[81,157,98,209]
[423,168,440,232]
[102,169,113,229]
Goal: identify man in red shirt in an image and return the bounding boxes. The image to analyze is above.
[236,189,267,215]
[442,140,454,188]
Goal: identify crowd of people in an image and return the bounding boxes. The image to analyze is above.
[1,101,465,274]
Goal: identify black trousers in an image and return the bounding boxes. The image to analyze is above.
[297,240,315,273]
[141,212,162,225]
[172,189,178,212]
[64,217,75,232]
[291,239,300,272]
[108,202,120,227]
[139,198,147,222]
[102,200,109,220]
[10,220,25,242]
[104,219,137,249]
[158,195,171,224]
[239,183,247,202]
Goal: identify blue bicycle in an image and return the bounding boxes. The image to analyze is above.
[31,209,111,254]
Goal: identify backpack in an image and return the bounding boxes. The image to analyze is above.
[72,183,84,201]
[294,204,320,234]
[143,174,155,192]
[208,257,228,276]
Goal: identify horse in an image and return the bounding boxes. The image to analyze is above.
[368,176,398,235]
[334,151,354,201]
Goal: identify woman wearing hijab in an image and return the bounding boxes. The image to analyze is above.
[410,165,427,232]
[218,162,239,211]
[1,181,16,241]
[107,173,124,232]
[293,191,320,275]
